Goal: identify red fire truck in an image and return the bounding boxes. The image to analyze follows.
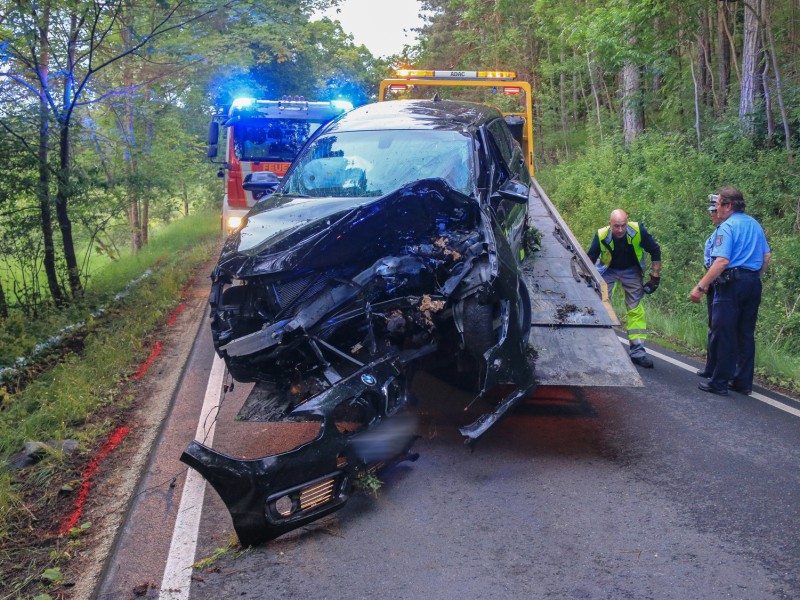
[207,97,352,233]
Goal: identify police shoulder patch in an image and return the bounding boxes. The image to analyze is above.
[714,234,723,247]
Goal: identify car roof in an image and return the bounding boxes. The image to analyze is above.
[325,99,502,134]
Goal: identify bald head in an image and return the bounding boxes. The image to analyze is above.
[609,209,629,239]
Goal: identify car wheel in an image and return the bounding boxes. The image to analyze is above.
[461,297,496,358]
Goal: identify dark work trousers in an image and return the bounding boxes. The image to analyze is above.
[702,286,716,374]
[708,272,762,391]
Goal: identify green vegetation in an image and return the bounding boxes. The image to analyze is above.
[413,0,800,390]
[355,472,384,498]
[0,213,220,367]
[0,213,218,593]
[538,134,800,390]
[193,535,246,571]
[0,0,388,317]
[0,2,389,592]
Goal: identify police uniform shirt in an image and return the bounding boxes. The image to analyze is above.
[711,212,771,270]
[704,228,718,269]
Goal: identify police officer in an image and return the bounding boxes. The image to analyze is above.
[696,196,724,378]
[587,209,662,368]
[690,187,771,395]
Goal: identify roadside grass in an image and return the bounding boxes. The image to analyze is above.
[81,215,219,304]
[0,212,220,594]
[0,213,221,367]
[192,534,246,571]
[611,293,800,395]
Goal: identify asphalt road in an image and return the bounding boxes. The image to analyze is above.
[96,312,800,600]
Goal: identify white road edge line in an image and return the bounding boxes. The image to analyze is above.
[160,354,226,599]
[617,336,800,418]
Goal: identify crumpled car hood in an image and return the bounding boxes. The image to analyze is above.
[233,195,373,254]
[218,179,479,278]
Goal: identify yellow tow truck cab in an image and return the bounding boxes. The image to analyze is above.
[379,69,535,177]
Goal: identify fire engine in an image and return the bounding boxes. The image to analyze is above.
[207,97,352,233]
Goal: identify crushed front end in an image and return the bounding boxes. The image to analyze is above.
[181,179,534,545]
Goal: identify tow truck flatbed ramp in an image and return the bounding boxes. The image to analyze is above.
[522,180,643,387]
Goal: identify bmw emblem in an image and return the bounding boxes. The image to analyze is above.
[361,374,377,386]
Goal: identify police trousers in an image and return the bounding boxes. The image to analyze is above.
[708,270,762,390]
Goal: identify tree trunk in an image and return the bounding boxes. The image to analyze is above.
[763,0,793,157]
[55,11,82,298]
[721,0,742,83]
[531,71,544,160]
[599,65,615,113]
[0,280,7,319]
[577,69,591,121]
[559,47,569,157]
[56,119,82,297]
[762,56,774,144]
[142,85,153,245]
[717,2,731,109]
[689,48,702,150]
[740,0,761,134]
[128,199,142,253]
[697,10,712,105]
[572,48,580,120]
[676,25,685,120]
[142,199,149,245]
[586,52,604,140]
[622,55,643,144]
[651,18,664,102]
[36,1,65,306]
[122,0,142,253]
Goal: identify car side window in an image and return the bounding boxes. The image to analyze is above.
[487,120,514,167]
[490,119,531,187]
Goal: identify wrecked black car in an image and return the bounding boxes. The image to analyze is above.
[182,99,536,545]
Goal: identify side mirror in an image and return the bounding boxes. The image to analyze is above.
[493,179,529,204]
[242,171,280,198]
[207,120,220,145]
[207,144,218,159]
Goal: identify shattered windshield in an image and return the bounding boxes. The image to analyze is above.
[233,119,324,162]
[281,130,475,198]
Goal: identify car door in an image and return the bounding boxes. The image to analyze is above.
[484,119,529,263]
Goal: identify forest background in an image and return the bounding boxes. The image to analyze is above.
[1,0,798,377]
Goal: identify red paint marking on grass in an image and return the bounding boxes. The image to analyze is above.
[60,426,130,536]
[166,303,187,327]
[132,341,163,380]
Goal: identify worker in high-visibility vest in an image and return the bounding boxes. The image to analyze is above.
[587,209,662,368]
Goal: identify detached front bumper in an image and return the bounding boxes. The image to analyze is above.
[180,356,419,546]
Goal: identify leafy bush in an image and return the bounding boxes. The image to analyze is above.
[538,133,800,359]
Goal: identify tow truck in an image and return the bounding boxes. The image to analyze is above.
[181,70,643,547]
[207,97,352,233]
[380,69,641,386]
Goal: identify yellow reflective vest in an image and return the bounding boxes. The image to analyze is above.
[596,222,645,272]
